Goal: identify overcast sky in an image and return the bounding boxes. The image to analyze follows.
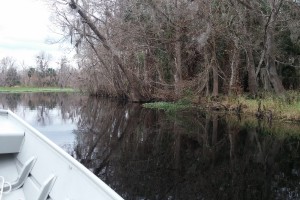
[0,0,73,68]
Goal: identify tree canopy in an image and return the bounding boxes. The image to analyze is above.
[49,0,300,101]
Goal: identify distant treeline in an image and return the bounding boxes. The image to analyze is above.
[50,0,300,101]
[0,52,78,88]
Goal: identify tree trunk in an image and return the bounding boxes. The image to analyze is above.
[174,26,182,96]
[211,36,219,97]
[69,0,149,102]
[235,3,258,96]
[229,47,238,95]
[261,68,272,91]
[212,63,218,97]
[265,0,285,95]
[246,47,258,96]
[174,0,182,97]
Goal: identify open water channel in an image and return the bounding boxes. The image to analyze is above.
[0,92,299,200]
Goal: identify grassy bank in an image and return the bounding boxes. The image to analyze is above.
[0,87,76,93]
[143,99,192,112]
[223,93,300,122]
[143,91,300,122]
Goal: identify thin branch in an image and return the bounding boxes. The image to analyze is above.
[275,60,300,68]
[146,0,176,27]
[256,50,265,77]
[236,0,253,10]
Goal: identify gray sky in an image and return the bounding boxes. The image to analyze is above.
[0,0,73,68]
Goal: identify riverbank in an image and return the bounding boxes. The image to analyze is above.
[220,94,300,122]
[143,92,300,122]
[0,86,76,93]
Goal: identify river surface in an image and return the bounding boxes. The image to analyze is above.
[0,92,300,200]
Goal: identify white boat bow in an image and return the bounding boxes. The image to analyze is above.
[0,109,123,200]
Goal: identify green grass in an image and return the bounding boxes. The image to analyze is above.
[143,100,193,112]
[222,92,300,121]
[0,86,77,93]
[144,91,300,122]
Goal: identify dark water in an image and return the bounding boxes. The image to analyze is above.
[0,93,300,200]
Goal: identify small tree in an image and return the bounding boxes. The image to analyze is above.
[5,67,20,87]
[57,57,72,87]
[35,51,52,86]
[0,57,15,86]
[46,68,57,86]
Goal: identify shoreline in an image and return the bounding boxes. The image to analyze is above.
[143,93,300,123]
[0,87,77,93]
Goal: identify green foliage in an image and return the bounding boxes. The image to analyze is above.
[163,27,174,40]
[5,67,20,87]
[260,0,271,14]
[47,68,56,77]
[0,87,76,93]
[143,100,192,112]
[155,48,172,82]
[136,52,145,69]
[225,91,300,121]
[215,37,228,62]
[277,30,300,55]
[27,68,35,78]
[124,9,133,22]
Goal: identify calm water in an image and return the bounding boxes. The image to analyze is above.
[0,93,300,200]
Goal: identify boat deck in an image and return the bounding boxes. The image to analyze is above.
[0,113,27,199]
[0,154,19,181]
[0,113,24,154]
[0,110,123,200]
[0,154,26,200]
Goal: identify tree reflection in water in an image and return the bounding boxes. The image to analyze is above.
[74,99,300,200]
[0,93,299,199]
[0,93,83,150]
[0,93,81,126]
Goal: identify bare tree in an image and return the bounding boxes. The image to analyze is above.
[47,0,300,100]
[0,57,16,86]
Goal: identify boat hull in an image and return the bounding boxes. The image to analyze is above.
[0,110,123,200]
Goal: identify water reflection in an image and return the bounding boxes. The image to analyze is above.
[74,100,300,200]
[0,93,299,199]
[0,93,84,149]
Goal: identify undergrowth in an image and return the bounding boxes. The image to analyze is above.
[143,99,193,112]
[224,91,300,121]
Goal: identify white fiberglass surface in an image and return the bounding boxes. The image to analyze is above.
[0,154,18,182]
[0,114,23,134]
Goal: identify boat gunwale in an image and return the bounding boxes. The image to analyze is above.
[0,109,123,200]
